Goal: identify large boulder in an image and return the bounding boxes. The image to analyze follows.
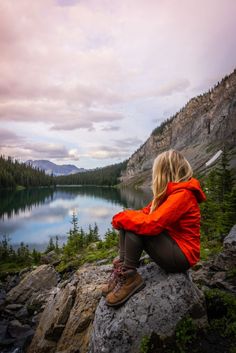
[6,264,59,305]
[27,264,111,353]
[0,265,59,352]
[88,262,208,353]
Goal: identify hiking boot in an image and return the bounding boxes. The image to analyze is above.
[101,258,123,297]
[105,266,145,307]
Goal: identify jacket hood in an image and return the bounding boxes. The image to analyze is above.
[166,177,207,203]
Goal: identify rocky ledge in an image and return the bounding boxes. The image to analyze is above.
[0,225,235,353]
[88,264,207,353]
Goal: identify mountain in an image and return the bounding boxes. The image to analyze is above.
[26,160,86,176]
[119,69,236,189]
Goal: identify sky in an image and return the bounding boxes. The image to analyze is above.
[0,0,236,169]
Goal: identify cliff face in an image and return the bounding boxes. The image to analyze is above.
[120,70,236,189]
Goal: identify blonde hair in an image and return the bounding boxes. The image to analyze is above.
[149,149,193,213]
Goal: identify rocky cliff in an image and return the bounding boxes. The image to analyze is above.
[120,69,236,189]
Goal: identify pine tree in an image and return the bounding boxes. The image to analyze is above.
[55,235,60,254]
[32,248,41,264]
[45,237,55,253]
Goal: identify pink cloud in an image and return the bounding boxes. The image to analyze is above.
[0,0,235,166]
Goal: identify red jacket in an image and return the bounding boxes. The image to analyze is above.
[111,177,207,267]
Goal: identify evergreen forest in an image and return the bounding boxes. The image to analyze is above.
[55,159,128,186]
[0,156,55,188]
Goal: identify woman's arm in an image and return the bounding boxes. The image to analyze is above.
[112,189,195,235]
[111,201,152,229]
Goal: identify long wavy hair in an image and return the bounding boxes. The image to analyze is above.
[149,149,193,213]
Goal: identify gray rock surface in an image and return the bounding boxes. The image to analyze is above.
[223,224,236,249]
[6,264,59,304]
[191,224,236,293]
[89,262,207,353]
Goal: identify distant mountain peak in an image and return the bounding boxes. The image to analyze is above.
[26,160,86,176]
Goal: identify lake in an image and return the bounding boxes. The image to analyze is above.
[0,186,152,252]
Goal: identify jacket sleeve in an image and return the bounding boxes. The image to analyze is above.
[112,189,194,235]
[141,201,152,214]
[112,201,152,229]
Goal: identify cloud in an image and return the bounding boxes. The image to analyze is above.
[88,146,128,159]
[87,136,143,159]
[0,0,236,167]
[84,206,111,218]
[0,141,80,161]
[155,79,190,97]
[101,125,120,131]
[50,110,125,131]
[113,137,144,147]
[0,129,23,145]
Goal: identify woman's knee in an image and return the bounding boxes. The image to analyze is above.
[125,230,144,246]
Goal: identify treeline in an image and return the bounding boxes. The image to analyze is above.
[0,156,55,188]
[0,156,128,188]
[0,236,41,268]
[55,160,128,186]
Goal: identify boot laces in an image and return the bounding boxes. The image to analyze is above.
[107,264,122,284]
[113,270,127,292]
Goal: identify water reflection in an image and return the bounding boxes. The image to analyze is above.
[0,186,153,251]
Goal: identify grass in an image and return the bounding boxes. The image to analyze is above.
[55,245,118,274]
[200,238,223,261]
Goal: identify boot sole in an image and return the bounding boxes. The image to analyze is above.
[105,280,146,307]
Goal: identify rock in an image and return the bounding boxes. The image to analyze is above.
[191,224,236,294]
[0,319,8,340]
[40,250,61,265]
[0,288,6,309]
[5,273,21,292]
[5,304,24,311]
[19,267,33,279]
[6,265,59,304]
[31,312,43,326]
[95,259,109,266]
[223,224,236,249]
[15,306,29,319]
[27,265,111,353]
[88,262,208,353]
[8,319,32,339]
[0,337,16,347]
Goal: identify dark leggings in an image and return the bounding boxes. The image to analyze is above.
[119,229,190,273]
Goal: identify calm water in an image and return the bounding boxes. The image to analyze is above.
[0,186,152,252]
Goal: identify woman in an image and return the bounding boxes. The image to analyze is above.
[102,149,206,307]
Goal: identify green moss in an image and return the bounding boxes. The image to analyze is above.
[200,239,223,261]
[139,335,151,353]
[174,316,197,353]
[0,262,31,280]
[230,347,236,353]
[204,288,236,338]
[225,266,236,280]
[205,144,217,153]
